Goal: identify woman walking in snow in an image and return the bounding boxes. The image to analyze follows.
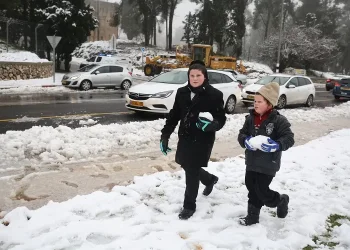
[237,82,295,226]
[160,60,226,220]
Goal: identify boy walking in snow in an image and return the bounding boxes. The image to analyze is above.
[237,82,295,226]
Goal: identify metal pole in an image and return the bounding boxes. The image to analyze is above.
[97,0,100,40]
[276,0,284,73]
[35,25,39,55]
[53,36,56,83]
[6,20,10,52]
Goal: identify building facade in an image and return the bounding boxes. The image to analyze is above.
[85,0,119,41]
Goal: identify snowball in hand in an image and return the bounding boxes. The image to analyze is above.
[198,112,213,121]
[249,135,270,150]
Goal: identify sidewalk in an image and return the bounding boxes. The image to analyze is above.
[0,73,65,89]
[0,116,349,213]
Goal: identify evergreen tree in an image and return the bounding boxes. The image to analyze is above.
[120,0,142,40]
[182,12,198,48]
[36,0,98,71]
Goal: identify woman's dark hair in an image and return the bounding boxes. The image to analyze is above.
[188,62,208,79]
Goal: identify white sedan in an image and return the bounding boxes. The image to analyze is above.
[125,68,242,114]
[241,74,315,108]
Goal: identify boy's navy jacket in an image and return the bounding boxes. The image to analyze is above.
[238,109,295,176]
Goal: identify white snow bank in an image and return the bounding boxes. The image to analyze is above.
[310,69,350,80]
[239,60,273,79]
[0,129,349,249]
[0,73,65,90]
[0,102,349,170]
[0,52,48,62]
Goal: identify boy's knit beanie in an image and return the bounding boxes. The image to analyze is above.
[257,82,280,106]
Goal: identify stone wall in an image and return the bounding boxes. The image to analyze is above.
[0,62,53,81]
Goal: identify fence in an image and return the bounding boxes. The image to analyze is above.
[0,16,51,59]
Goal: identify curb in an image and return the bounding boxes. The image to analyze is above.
[0,85,61,90]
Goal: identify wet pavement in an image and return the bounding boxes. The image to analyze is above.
[0,86,346,134]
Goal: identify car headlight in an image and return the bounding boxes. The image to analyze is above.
[151,90,173,98]
[70,75,81,80]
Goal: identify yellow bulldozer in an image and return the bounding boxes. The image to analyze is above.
[143,44,246,76]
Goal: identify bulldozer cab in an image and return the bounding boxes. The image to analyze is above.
[192,44,212,67]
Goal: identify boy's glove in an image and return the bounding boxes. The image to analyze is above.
[261,138,280,152]
[244,136,257,151]
[160,138,171,155]
[196,117,217,132]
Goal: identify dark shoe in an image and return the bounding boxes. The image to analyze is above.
[203,176,219,196]
[239,203,260,226]
[178,208,195,220]
[277,194,289,218]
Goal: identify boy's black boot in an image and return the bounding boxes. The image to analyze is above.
[277,194,289,218]
[178,208,195,220]
[239,203,260,226]
[203,176,219,196]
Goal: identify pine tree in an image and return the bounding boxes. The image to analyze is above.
[120,0,142,40]
[182,12,198,48]
[36,0,98,71]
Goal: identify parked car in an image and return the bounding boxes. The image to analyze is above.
[332,78,350,100]
[241,74,315,109]
[125,68,242,114]
[219,69,248,85]
[62,64,133,91]
[77,55,132,70]
[326,75,350,91]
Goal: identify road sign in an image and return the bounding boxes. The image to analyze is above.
[47,36,61,49]
[46,36,62,83]
[141,47,145,53]
[110,34,117,50]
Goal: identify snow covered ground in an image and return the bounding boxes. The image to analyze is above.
[0,128,349,249]
[310,70,350,80]
[0,52,48,62]
[0,73,65,89]
[1,102,349,171]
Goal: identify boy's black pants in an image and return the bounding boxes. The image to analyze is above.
[245,170,280,209]
[182,165,215,210]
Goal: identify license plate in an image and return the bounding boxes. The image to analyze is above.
[130,100,143,107]
[341,92,349,95]
[247,95,255,100]
[341,87,350,91]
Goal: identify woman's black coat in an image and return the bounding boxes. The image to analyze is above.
[161,84,226,167]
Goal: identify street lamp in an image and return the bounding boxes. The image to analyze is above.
[276,0,285,73]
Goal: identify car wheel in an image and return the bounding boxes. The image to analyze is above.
[335,96,340,100]
[80,80,92,91]
[305,94,314,107]
[225,95,236,114]
[276,95,287,109]
[121,80,132,90]
[326,86,331,91]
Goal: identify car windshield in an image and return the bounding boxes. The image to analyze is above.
[78,64,98,72]
[149,70,188,84]
[255,75,290,85]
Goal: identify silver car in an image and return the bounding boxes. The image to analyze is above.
[220,69,248,85]
[62,64,133,91]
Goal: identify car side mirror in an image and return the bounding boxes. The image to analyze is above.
[288,84,296,89]
[94,71,100,75]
